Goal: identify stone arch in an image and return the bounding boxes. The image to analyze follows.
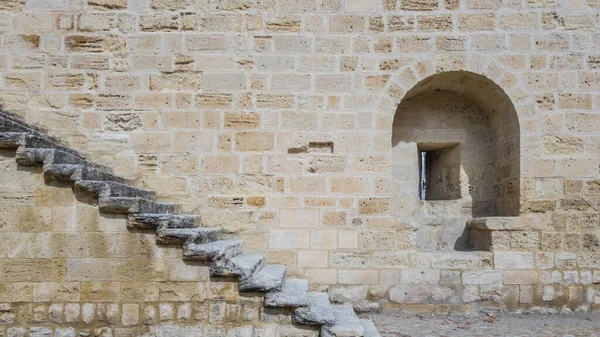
[381,55,523,250]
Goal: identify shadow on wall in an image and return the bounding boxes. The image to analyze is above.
[391,71,521,251]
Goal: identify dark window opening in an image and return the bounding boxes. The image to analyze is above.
[418,144,461,201]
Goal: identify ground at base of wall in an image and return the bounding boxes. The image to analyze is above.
[364,312,600,337]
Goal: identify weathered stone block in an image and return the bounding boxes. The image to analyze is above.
[401,269,439,285]
[494,252,535,269]
[358,198,391,215]
[65,35,125,53]
[235,132,274,152]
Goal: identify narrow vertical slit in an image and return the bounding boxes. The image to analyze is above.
[420,151,427,200]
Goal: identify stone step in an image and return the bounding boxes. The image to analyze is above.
[238,264,286,293]
[0,115,36,133]
[0,117,30,133]
[98,197,140,214]
[78,165,127,183]
[98,197,175,214]
[12,145,127,185]
[183,239,242,261]
[16,147,85,167]
[42,163,84,181]
[45,148,85,165]
[321,305,365,337]
[0,132,25,148]
[360,319,381,337]
[0,111,31,125]
[139,198,175,214]
[3,129,126,184]
[75,180,155,200]
[127,214,199,229]
[156,226,220,245]
[15,147,52,166]
[293,292,335,326]
[0,117,80,156]
[42,163,126,184]
[4,132,81,157]
[264,278,309,308]
[211,254,264,279]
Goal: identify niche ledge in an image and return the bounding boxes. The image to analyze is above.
[467,216,548,251]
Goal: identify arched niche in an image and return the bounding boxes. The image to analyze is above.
[391,71,520,249]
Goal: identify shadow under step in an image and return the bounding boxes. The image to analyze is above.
[265,278,309,308]
[211,254,263,279]
[293,292,335,326]
[321,305,365,337]
[183,239,242,261]
[238,264,286,293]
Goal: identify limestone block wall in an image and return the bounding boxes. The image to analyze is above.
[0,149,301,336]
[1,0,600,316]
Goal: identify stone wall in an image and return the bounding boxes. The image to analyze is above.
[0,149,310,336]
[1,0,600,322]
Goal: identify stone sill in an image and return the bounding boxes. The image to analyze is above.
[467,216,548,251]
[467,216,547,232]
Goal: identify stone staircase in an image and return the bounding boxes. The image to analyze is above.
[0,109,381,337]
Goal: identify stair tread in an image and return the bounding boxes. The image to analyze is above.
[321,305,365,337]
[211,254,263,279]
[360,319,381,337]
[76,180,155,199]
[16,147,52,165]
[97,196,142,214]
[43,163,126,184]
[139,198,176,213]
[0,132,25,147]
[293,292,335,326]
[99,196,175,214]
[17,147,85,167]
[265,278,309,308]
[156,227,220,245]
[128,213,199,229]
[46,148,85,165]
[183,239,242,261]
[238,264,286,292]
[43,163,83,180]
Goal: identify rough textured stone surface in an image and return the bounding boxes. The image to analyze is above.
[294,292,336,325]
[211,254,264,279]
[2,0,600,332]
[183,239,243,261]
[156,226,220,244]
[127,214,199,229]
[265,278,309,308]
[322,305,365,337]
[238,264,286,292]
